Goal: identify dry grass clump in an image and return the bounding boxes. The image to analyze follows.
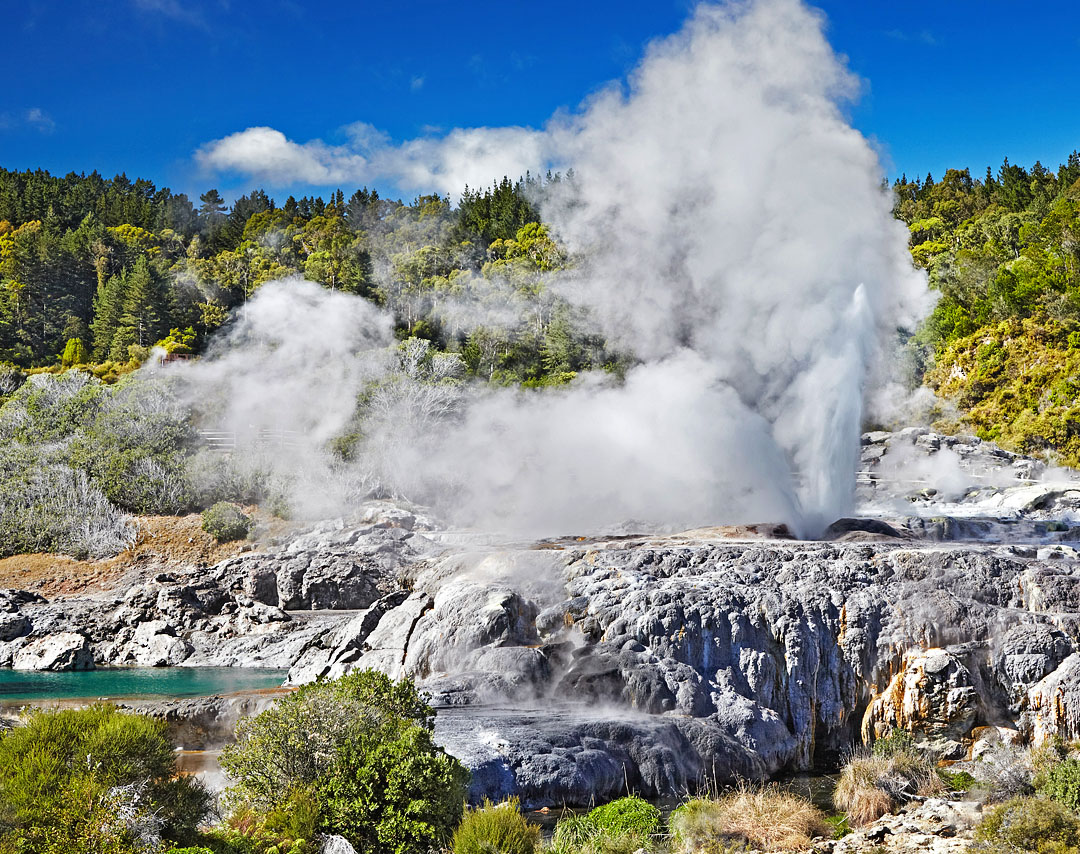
[834,752,944,826]
[670,785,830,853]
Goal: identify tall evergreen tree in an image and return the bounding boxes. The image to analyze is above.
[90,271,127,361]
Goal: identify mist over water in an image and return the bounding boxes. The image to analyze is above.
[171,0,929,538]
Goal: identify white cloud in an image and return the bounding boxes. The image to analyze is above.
[195,126,369,186]
[0,107,56,134]
[25,107,55,133]
[196,122,558,198]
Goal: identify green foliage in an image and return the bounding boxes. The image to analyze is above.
[1036,758,1080,811]
[896,154,1080,462]
[451,798,540,854]
[871,729,917,758]
[825,814,852,838]
[938,769,978,793]
[0,704,209,853]
[0,165,605,394]
[316,722,469,854]
[973,797,1080,853]
[198,788,319,854]
[551,798,660,854]
[61,336,87,367]
[586,797,661,838]
[221,670,467,854]
[201,501,253,542]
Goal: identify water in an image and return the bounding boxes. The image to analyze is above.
[0,666,287,702]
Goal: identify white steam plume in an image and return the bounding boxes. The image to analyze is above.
[182,0,929,537]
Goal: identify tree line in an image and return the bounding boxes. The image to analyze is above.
[0,166,604,386]
[896,150,1080,464]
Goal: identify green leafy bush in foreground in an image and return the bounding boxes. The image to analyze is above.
[972,796,1080,853]
[1037,758,1080,812]
[202,501,253,542]
[551,796,661,854]
[452,798,539,854]
[221,670,468,854]
[0,704,210,854]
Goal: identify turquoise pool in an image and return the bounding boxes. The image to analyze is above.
[0,666,287,702]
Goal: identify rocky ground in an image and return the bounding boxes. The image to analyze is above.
[826,798,981,854]
[7,429,1080,812]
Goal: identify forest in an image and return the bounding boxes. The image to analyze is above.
[0,166,608,387]
[2,149,1080,469]
[896,151,1080,462]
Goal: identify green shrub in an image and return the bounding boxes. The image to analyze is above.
[825,814,852,838]
[586,797,661,838]
[939,769,978,793]
[202,501,253,542]
[204,788,318,854]
[1037,758,1080,811]
[221,670,468,854]
[0,704,209,854]
[871,729,916,758]
[550,797,660,854]
[452,798,539,854]
[974,797,1080,852]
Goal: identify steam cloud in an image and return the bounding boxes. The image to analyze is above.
[182,0,930,537]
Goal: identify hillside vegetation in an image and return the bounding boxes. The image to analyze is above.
[898,151,1080,464]
[0,167,613,386]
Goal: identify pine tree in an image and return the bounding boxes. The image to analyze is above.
[114,257,163,354]
[90,271,127,361]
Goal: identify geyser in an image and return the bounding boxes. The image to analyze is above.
[175,0,929,537]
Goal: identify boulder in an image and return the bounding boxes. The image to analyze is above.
[13,632,94,671]
[0,611,30,642]
[127,620,192,667]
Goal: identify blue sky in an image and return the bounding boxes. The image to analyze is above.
[3,0,1078,203]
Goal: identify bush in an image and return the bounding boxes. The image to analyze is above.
[0,372,200,557]
[0,704,209,853]
[0,444,136,558]
[317,723,469,854]
[202,501,253,542]
[202,787,319,854]
[975,744,1036,803]
[550,797,660,854]
[1037,758,1080,811]
[452,798,539,854]
[973,797,1080,852]
[938,769,978,793]
[834,752,943,826]
[872,729,916,758]
[587,797,661,838]
[221,670,468,854]
[669,787,830,853]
